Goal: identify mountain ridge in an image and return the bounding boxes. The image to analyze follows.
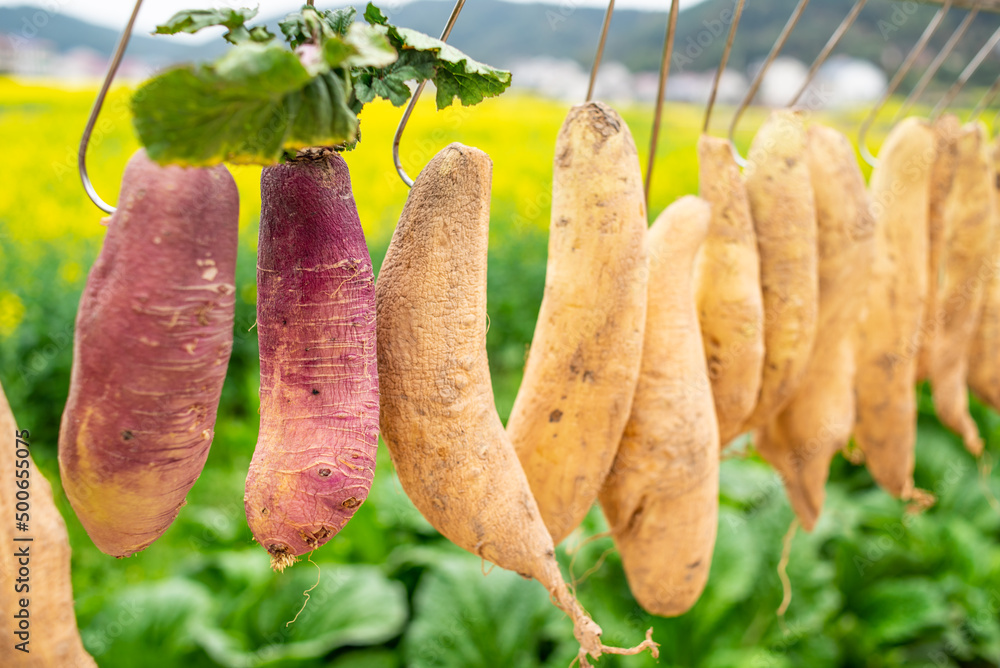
[1,0,997,88]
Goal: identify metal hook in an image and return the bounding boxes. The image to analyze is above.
[703,0,747,134]
[931,23,1000,120]
[857,0,952,168]
[788,0,868,107]
[892,2,980,124]
[644,0,680,206]
[79,0,144,214]
[392,0,466,188]
[587,0,616,103]
[727,0,811,167]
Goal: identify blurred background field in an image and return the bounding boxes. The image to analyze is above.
[2,76,1000,668]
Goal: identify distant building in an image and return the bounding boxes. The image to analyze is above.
[816,55,887,107]
[752,55,886,108]
[758,57,809,107]
[0,34,57,76]
[509,57,589,102]
[647,69,748,105]
[0,33,152,81]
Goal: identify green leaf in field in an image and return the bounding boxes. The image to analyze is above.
[194,564,407,668]
[403,555,577,668]
[364,3,389,26]
[345,23,397,68]
[81,579,216,667]
[154,7,274,45]
[362,10,511,109]
[858,578,950,643]
[319,24,396,71]
[326,6,359,35]
[354,50,436,107]
[433,57,512,107]
[134,2,506,163]
[131,43,359,166]
[322,38,354,70]
[280,6,357,48]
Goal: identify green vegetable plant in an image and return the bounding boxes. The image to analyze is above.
[131,3,512,165]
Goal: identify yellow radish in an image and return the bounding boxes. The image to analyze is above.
[916,114,961,381]
[756,125,875,530]
[376,143,658,666]
[927,121,996,456]
[854,117,936,498]
[742,109,819,431]
[968,136,1000,411]
[599,195,719,616]
[694,135,765,446]
[506,101,648,545]
[2,382,96,667]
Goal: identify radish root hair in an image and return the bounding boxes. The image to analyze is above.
[570,546,616,591]
[286,553,321,627]
[776,517,799,633]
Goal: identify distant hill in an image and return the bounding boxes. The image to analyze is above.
[673,0,1000,88]
[2,0,998,89]
[0,5,224,67]
[383,0,1000,88]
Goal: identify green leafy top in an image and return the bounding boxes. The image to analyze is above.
[132,3,512,166]
[153,7,275,45]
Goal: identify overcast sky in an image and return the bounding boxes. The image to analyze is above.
[2,0,706,34]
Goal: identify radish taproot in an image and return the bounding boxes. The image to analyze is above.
[3,382,96,667]
[506,101,648,544]
[756,125,874,530]
[854,117,936,499]
[694,135,765,446]
[376,143,658,666]
[927,121,996,456]
[742,109,819,431]
[968,136,1000,411]
[58,149,239,558]
[244,150,378,571]
[916,114,961,382]
[599,195,719,616]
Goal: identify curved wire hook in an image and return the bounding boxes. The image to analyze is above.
[587,0,616,102]
[644,0,680,205]
[857,0,952,168]
[727,0,811,167]
[931,23,1000,120]
[703,0,747,133]
[392,0,466,188]
[892,2,980,124]
[788,0,868,107]
[79,0,144,213]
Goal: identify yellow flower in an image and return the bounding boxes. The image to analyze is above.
[0,291,25,339]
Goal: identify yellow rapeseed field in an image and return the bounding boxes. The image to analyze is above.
[0,75,883,344]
